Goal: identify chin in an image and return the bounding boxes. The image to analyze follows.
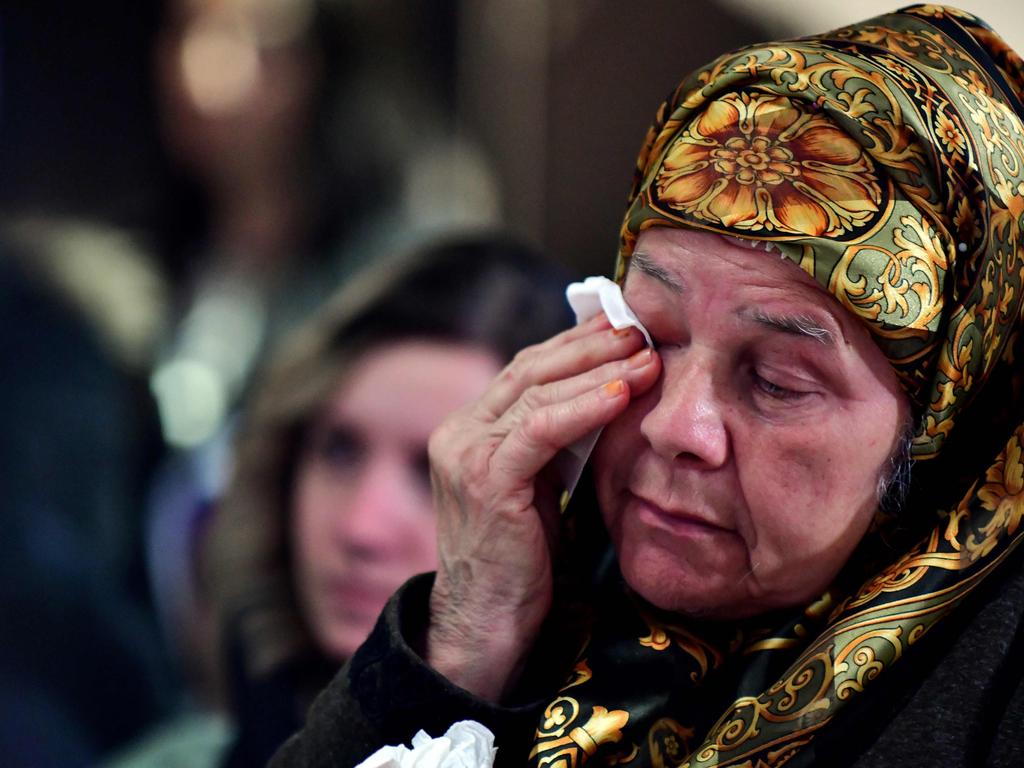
[318,621,371,662]
[624,564,727,617]
[617,542,754,620]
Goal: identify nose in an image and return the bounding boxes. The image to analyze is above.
[334,454,415,556]
[639,347,729,466]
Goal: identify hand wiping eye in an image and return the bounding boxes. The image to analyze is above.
[554,276,655,496]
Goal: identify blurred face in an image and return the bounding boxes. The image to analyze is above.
[593,228,909,619]
[292,340,500,660]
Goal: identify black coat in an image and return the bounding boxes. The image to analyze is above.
[271,558,1024,767]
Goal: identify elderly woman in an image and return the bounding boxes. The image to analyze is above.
[272,6,1024,767]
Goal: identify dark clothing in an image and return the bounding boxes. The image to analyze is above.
[220,620,337,768]
[221,659,314,768]
[0,255,170,765]
[814,543,1024,768]
[272,560,1024,767]
[269,575,542,768]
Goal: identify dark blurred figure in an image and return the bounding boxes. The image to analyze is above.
[0,230,171,766]
[0,4,165,230]
[152,0,464,284]
[0,5,176,766]
[148,0,346,455]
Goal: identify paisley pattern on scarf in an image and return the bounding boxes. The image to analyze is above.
[533,6,1024,767]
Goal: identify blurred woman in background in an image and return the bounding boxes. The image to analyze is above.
[105,234,571,768]
[205,235,572,766]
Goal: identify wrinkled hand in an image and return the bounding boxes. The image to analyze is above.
[425,314,660,701]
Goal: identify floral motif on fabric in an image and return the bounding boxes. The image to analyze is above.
[530,696,630,767]
[654,92,883,238]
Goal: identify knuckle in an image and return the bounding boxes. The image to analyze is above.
[497,363,519,386]
[520,383,546,410]
[522,407,557,446]
[576,344,607,370]
[428,419,457,458]
[510,345,537,369]
[495,365,524,397]
[507,343,542,382]
[429,423,474,477]
[569,392,593,419]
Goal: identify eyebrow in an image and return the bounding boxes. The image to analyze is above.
[629,251,684,293]
[742,307,837,345]
[629,251,840,345]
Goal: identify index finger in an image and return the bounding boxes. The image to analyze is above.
[474,315,646,420]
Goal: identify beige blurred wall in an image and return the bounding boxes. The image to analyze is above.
[458,0,774,275]
[719,0,1024,52]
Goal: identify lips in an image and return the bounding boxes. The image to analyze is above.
[629,491,733,537]
[324,577,395,619]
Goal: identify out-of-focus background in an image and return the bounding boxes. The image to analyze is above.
[1,1,1021,766]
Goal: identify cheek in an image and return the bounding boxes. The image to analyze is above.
[288,479,330,629]
[737,422,881,589]
[290,470,342,572]
[403,515,439,570]
[288,487,319,589]
[742,429,832,516]
[591,407,646,530]
[389,473,439,567]
[292,473,322,528]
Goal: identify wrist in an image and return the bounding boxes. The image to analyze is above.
[424,584,543,702]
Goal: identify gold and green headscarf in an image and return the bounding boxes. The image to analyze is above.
[529,6,1024,767]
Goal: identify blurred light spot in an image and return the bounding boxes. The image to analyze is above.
[180,14,261,115]
[152,281,266,448]
[179,285,266,388]
[151,359,228,448]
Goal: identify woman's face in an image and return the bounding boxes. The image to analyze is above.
[593,228,909,619]
[291,340,501,660]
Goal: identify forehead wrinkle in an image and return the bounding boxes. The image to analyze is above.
[628,251,684,293]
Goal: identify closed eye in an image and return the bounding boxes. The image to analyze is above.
[752,370,810,401]
[648,335,681,352]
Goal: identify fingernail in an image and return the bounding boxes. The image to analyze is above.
[627,348,652,367]
[611,327,633,338]
[600,379,626,398]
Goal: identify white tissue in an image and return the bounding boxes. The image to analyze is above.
[566,276,653,346]
[555,277,653,496]
[354,721,497,768]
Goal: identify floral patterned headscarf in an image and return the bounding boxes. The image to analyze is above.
[530,6,1024,767]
